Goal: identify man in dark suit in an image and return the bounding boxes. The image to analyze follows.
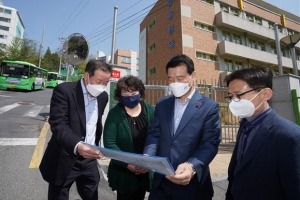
[143,54,221,200]
[224,67,300,200]
[39,60,112,200]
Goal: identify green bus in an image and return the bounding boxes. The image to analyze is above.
[0,60,48,91]
[46,72,66,88]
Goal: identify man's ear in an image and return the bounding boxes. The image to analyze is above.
[191,71,196,80]
[263,88,273,101]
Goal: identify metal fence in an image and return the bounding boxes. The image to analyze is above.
[144,81,239,144]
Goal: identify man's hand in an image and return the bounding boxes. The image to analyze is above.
[165,162,194,185]
[127,164,149,175]
[77,143,103,159]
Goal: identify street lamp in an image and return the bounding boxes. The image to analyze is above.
[280,34,300,76]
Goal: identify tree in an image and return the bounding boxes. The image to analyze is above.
[0,37,39,63]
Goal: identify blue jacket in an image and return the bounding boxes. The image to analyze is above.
[144,90,221,198]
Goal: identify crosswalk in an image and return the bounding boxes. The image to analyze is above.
[0,103,49,117]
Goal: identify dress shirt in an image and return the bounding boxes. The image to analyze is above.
[73,79,98,154]
[173,88,196,135]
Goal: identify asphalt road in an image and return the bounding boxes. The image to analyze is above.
[0,88,115,200]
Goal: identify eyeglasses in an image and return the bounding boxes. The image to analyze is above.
[224,87,265,103]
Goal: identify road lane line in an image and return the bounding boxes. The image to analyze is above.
[0,104,20,114]
[23,105,44,117]
[0,95,12,97]
[29,118,50,168]
[0,138,38,145]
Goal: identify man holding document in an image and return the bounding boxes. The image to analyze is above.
[143,54,221,200]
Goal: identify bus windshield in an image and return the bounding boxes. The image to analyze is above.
[1,64,29,78]
[47,73,58,80]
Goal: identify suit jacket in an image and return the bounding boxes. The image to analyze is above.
[226,110,300,200]
[143,90,221,198]
[39,80,108,185]
[103,101,154,194]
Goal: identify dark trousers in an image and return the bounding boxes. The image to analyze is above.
[117,187,146,200]
[48,157,100,200]
[149,178,212,200]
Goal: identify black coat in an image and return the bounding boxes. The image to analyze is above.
[39,80,108,185]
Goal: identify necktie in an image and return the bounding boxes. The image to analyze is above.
[239,120,253,161]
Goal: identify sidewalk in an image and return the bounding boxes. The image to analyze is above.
[97,143,234,199]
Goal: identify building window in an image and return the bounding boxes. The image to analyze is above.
[194,21,215,32]
[234,61,244,70]
[148,42,156,52]
[268,22,274,29]
[224,59,233,71]
[168,0,173,7]
[0,35,7,39]
[287,29,295,35]
[257,41,265,51]
[169,40,175,48]
[255,17,262,25]
[248,38,256,49]
[196,51,217,62]
[168,11,174,20]
[246,13,254,22]
[0,43,6,48]
[0,17,10,23]
[271,45,278,54]
[232,34,241,44]
[281,49,286,57]
[230,7,239,16]
[148,18,156,31]
[220,4,229,12]
[201,0,214,5]
[121,56,131,63]
[168,25,174,34]
[222,30,231,41]
[149,66,156,76]
[296,52,300,61]
[0,25,9,31]
[4,9,12,14]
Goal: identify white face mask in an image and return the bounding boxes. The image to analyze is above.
[229,90,264,118]
[86,76,106,97]
[169,82,190,97]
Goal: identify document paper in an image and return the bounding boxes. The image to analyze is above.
[92,145,175,175]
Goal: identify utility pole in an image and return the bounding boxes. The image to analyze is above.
[38,27,45,68]
[110,6,118,64]
[274,23,283,75]
[58,38,66,75]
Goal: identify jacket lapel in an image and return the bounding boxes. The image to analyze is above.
[234,111,276,174]
[173,91,202,138]
[74,80,86,130]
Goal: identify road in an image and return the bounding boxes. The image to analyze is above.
[0,88,116,200]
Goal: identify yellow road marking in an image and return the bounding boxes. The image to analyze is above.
[29,117,49,168]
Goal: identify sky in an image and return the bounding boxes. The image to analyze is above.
[4,0,300,57]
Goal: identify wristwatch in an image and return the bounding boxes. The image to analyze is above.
[185,161,196,177]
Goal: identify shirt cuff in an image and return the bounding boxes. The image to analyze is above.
[74,141,83,155]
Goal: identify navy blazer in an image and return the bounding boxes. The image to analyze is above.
[226,110,300,200]
[39,80,108,185]
[144,90,221,198]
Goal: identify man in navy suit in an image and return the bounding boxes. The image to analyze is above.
[224,67,300,200]
[40,60,112,200]
[143,54,221,200]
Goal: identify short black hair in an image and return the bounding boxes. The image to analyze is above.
[165,54,194,75]
[85,60,112,76]
[114,75,145,102]
[224,67,273,89]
